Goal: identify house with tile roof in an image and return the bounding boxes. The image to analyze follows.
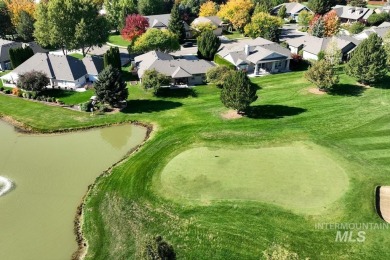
[144,14,193,38]
[286,35,358,61]
[134,51,215,86]
[216,37,292,76]
[332,5,373,23]
[271,3,313,21]
[0,53,103,90]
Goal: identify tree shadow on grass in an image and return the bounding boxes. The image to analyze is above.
[122,99,182,114]
[373,75,390,89]
[328,84,366,96]
[155,88,198,98]
[245,105,307,119]
[40,89,75,98]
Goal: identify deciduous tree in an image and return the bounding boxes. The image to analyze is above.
[217,0,253,32]
[278,5,287,19]
[325,38,342,65]
[121,14,149,41]
[349,0,367,7]
[307,0,336,15]
[104,0,137,31]
[15,10,34,41]
[199,1,218,16]
[206,65,234,88]
[128,28,180,54]
[94,65,128,106]
[298,10,314,31]
[220,70,258,113]
[323,10,340,37]
[305,60,339,91]
[4,0,35,27]
[18,70,50,92]
[0,1,14,38]
[345,34,388,85]
[142,69,171,94]
[197,29,221,60]
[191,21,217,35]
[244,12,283,42]
[34,0,109,56]
[384,30,390,67]
[138,0,164,15]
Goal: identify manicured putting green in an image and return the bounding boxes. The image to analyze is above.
[160,143,349,214]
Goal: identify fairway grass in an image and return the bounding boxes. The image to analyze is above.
[158,143,349,213]
[3,69,390,259]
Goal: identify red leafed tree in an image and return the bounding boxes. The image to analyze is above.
[121,14,149,41]
[323,10,340,37]
[308,14,322,34]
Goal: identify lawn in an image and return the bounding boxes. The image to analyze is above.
[223,31,246,40]
[69,53,84,60]
[40,89,94,105]
[108,34,131,47]
[2,69,390,258]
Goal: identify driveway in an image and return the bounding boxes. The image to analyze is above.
[280,24,307,41]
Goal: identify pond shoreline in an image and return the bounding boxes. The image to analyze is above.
[0,115,154,260]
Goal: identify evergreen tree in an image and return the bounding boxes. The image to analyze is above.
[345,34,388,85]
[305,60,339,91]
[103,47,121,70]
[278,5,287,19]
[220,70,258,113]
[0,2,14,38]
[311,17,325,37]
[94,65,128,107]
[9,46,34,69]
[138,0,164,15]
[197,30,221,61]
[307,0,336,15]
[142,69,171,94]
[168,4,185,43]
[384,30,390,67]
[16,10,35,41]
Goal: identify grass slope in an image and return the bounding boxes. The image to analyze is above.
[108,35,131,47]
[1,70,390,258]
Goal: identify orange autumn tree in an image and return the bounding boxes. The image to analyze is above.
[4,0,36,27]
[217,0,253,32]
[323,10,340,37]
[199,1,218,17]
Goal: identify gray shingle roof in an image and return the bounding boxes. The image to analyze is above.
[135,51,215,78]
[272,3,312,15]
[82,56,104,75]
[0,39,23,62]
[286,35,357,55]
[333,5,373,21]
[217,37,291,66]
[192,16,223,27]
[144,14,191,31]
[10,53,102,81]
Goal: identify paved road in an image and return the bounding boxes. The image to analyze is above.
[280,24,307,41]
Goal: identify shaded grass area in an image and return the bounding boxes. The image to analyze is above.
[69,53,84,60]
[2,70,390,258]
[108,34,130,47]
[223,30,246,40]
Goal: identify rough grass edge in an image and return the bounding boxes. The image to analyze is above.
[71,122,154,260]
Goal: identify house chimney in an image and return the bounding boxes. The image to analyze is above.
[244,44,250,56]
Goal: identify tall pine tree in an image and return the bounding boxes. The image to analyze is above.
[345,34,388,85]
[168,4,185,43]
[197,30,221,61]
[103,47,121,70]
[94,65,128,107]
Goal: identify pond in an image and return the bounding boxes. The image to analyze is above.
[0,120,147,260]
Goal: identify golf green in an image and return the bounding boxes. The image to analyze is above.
[159,142,349,214]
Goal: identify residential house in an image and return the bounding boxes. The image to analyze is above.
[271,3,313,21]
[354,22,390,40]
[0,53,104,90]
[134,51,215,86]
[332,5,373,23]
[144,14,193,38]
[286,35,358,61]
[191,16,231,36]
[0,39,23,71]
[217,37,292,76]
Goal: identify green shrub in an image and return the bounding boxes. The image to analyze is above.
[348,22,365,34]
[4,89,11,94]
[80,101,92,112]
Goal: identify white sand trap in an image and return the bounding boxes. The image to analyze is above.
[0,176,13,197]
[378,186,390,222]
